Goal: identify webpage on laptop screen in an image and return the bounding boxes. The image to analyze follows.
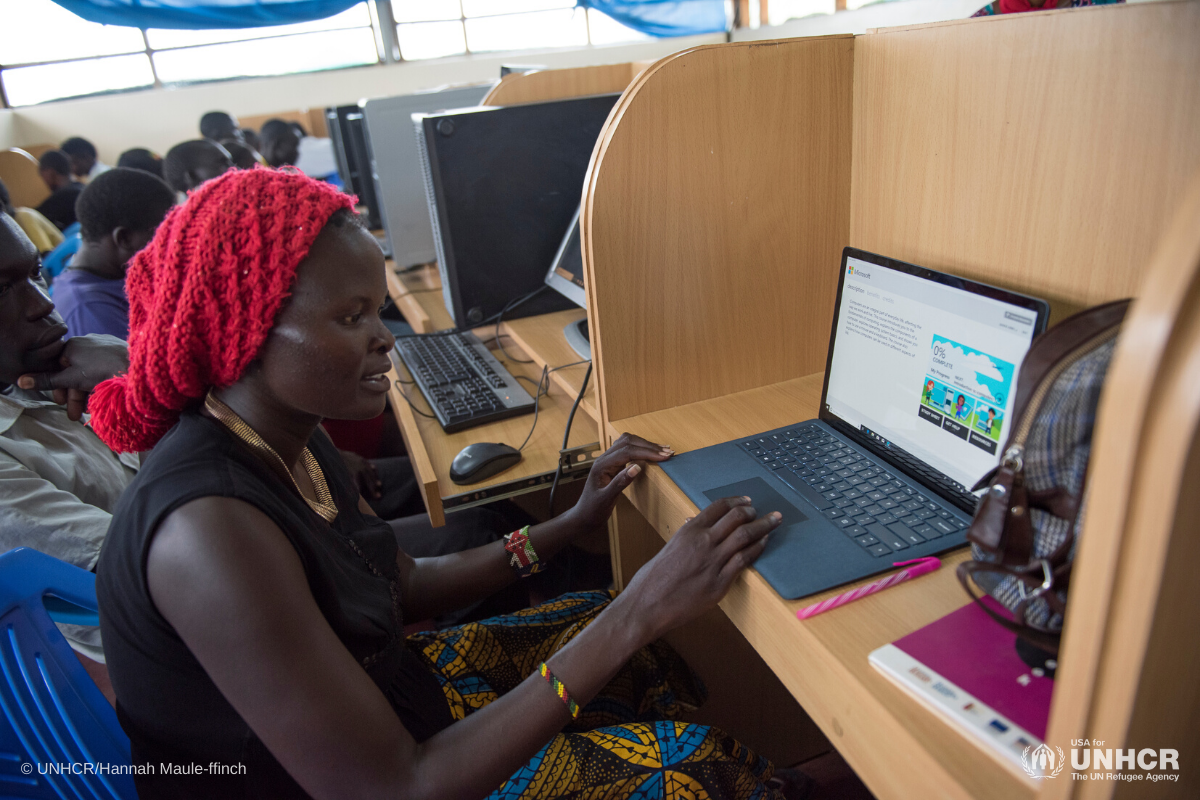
[824,256,1037,492]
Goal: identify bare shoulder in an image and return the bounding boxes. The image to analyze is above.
[147,496,309,635]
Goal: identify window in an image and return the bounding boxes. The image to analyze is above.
[0,0,653,107]
[391,0,650,61]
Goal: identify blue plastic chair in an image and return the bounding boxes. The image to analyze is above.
[0,548,135,799]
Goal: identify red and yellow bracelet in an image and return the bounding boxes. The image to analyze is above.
[538,662,580,719]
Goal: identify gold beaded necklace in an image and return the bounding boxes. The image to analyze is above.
[204,392,339,522]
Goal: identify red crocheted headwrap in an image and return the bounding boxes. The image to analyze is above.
[90,167,356,453]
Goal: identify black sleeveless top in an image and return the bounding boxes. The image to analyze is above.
[96,412,453,799]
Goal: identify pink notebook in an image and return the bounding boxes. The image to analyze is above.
[869,597,1055,773]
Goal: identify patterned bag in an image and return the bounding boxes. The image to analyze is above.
[956,300,1131,655]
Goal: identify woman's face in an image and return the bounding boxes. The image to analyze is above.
[250,218,395,421]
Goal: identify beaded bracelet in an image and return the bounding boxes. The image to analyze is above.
[538,662,580,719]
[503,526,545,578]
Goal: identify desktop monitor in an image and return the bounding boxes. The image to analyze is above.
[543,207,590,359]
[325,105,382,231]
[414,93,620,327]
[361,84,493,269]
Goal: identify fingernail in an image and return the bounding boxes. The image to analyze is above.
[740,496,752,504]
[17,377,32,389]
[770,512,782,521]
[628,464,641,476]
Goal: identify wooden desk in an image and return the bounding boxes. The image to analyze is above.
[606,372,1032,800]
[578,9,1200,798]
[385,262,600,526]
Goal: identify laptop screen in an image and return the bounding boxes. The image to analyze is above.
[821,249,1048,496]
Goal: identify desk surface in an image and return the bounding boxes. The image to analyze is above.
[385,262,600,525]
[610,372,1034,800]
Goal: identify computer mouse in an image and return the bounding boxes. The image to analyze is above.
[449,442,523,485]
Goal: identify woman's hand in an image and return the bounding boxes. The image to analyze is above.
[17,334,129,420]
[617,496,781,644]
[566,433,673,531]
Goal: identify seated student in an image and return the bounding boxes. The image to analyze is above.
[163,139,234,195]
[35,151,85,231]
[0,177,63,255]
[92,168,794,800]
[116,147,165,180]
[200,110,243,144]
[241,126,262,153]
[60,136,111,183]
[0,212,135,686]
[288,121,338,180]
[220,138,262,170]
[53,168,175,339]
[259,118,300,168]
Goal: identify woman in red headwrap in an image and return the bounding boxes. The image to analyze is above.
[92,168,798,800]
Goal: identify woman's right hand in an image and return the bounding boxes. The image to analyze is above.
[619,496,781,643]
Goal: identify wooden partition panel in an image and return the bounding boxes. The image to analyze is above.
[850,2,1200,321]
[239,108,328,139]
[0,148,50,208]
[583,36,855,424]
[1043,172,1200,800]
[482,62,644,106]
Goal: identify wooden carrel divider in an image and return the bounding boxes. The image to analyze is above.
[582,2,1200,797]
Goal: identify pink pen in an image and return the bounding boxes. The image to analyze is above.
[795,557,942,620]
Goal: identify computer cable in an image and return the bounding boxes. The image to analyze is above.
[392,379,437,419]
[548,361,593,517]
[513,365,551,453]
[492,286,550,364]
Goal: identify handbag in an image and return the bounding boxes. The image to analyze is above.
[956,299,1131,655]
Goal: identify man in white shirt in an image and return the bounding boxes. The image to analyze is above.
[60,137,112,183]
[0,212,131,689]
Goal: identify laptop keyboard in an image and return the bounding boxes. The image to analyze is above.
[738,426,967,558]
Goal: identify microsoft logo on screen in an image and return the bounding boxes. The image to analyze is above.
[848,264,870,279]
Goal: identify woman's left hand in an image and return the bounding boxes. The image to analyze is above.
[566,433,673,530]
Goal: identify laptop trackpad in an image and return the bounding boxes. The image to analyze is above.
[703,478,808,527]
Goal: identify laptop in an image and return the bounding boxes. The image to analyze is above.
[660,248,1050,600]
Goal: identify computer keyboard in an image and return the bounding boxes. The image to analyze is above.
[394,331,536,433]
[738,426,968,558]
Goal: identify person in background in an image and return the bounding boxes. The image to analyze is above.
[0,177,63,255]
[290,121,339,180]
[241,127,262,153]
[60,137,111,183]
[52,168,175,339]
[972,0,1121,14]
[163,139,234,195]
[35,150,85,231]
[0,212,136,698]
[220,139,262,170]
[199,110,243,144]
[116,147,165,180]
[259,118,300,168]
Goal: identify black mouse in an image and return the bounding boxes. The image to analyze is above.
[449,442,522,485]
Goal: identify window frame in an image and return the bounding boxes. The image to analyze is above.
[0,0,661,108]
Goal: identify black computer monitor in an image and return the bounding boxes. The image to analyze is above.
[543,207,590,359]
[415,93,620,328]
[325,105,382,231]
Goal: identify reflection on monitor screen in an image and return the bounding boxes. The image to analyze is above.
[543,207,590,359]
[544,207,586,309]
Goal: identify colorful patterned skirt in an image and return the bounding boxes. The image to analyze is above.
[407,590,783,800]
